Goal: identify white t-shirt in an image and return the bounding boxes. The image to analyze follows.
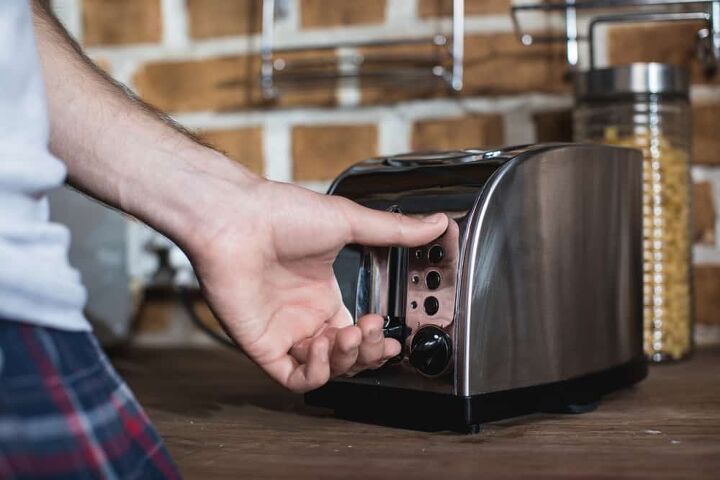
[0,1,89,330]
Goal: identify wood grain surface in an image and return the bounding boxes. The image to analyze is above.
[112,346,720,479]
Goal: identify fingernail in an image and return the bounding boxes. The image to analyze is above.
[422,213,445,224]
[369,328,383,341]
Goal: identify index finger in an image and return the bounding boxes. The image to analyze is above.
[336,197,448,247]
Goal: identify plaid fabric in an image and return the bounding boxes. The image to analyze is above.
[0,321,181,479]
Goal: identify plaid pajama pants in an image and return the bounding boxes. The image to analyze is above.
[0,321,181,479]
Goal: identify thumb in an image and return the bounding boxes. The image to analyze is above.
[335,197,448,247]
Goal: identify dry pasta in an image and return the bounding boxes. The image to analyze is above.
[604,127,692,361]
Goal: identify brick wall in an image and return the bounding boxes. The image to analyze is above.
[51,0,720,346]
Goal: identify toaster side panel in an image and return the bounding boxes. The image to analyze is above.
[458,144,643,396]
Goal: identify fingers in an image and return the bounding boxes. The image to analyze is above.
[283,336,331,393]
[355,315,385,366]
[344,315,401,377]
[336,197,448,247]
[290,325,362,377]
[328,326,361,375]
[382,337,402,359]
[287,314,401,383]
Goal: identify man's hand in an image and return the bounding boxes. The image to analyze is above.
[186,178,447,393]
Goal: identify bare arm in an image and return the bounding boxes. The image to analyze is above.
[31,1,240,248]
[30,2,447,392]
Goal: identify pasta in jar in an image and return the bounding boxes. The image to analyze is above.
[603,127,692,361]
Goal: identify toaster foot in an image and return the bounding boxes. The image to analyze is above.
[465,424,482,435]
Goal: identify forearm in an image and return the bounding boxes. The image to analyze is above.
[30,1,260,251]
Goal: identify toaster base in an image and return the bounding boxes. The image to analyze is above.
[305,355,647,433]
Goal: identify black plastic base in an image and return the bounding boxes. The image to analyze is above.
[305,356,647,433]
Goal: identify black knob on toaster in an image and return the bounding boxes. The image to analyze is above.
[409,326,452,376]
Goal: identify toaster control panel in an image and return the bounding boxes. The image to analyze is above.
[384,217,459,377]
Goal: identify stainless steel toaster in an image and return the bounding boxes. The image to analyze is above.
[306,143,647,432]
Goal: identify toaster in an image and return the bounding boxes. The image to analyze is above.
[306,143,647,433]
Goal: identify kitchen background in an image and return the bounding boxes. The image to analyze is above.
[48,0,720,347]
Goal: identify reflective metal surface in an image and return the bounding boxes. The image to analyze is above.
[457,144,643,395]
[329,144,643,397]
[575,63,689,100]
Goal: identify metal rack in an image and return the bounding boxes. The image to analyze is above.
[259,0,465,99]
[511,0,720,72]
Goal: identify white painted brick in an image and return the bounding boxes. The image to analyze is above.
[51,0,82,41]
[297,180,333,193]
[161,0,190,49]
[503,110,533,146]
[386,0,418,25]
[275,0,300,34]
[379,114,411,155]
[264,119,292,182]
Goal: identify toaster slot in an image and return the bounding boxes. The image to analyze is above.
[354,245,409,355]
[383,245,409,349]
[382,205,410,352]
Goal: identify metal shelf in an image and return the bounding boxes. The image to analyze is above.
[259,0,465,99]
[511,0,720,73]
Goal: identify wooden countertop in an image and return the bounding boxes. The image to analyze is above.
[111,346,720,479]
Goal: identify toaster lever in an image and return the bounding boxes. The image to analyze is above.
[383,207,409,356]
[383,244,409,353]
[386,245,407,320]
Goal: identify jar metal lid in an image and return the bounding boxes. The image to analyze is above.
[575,63,689,100]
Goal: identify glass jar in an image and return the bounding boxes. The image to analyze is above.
[574,63,694,362]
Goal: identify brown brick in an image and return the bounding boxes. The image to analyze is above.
[360,32,568,104]
[133,52,337,113]
[90,57,112,75]
[187,0,262,39]
[133,56,253,112]
[193,300,227,337]
[418,0,510,17]
[694,182,717,245]
[533,110,573,142]
[134,296,227,337]
[300,0,386,28]
[694,103,720,165]
[292,124,378,181]
[82,0,162,46]
[134,299,175,333]
[607,21,720,85]
[197,127,264,175]
[695,265,720,326]
[412,115,504,151]
[358,42,448,104]
[462,33,569,95]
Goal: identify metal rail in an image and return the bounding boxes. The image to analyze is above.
[588,10,711,69]
[511,0,720,72]
[259,0,465,99]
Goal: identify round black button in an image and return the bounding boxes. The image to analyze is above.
[423,296,439,316]
[409,326,452,376]
[425,271,441,290]
[428,245,444,264]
